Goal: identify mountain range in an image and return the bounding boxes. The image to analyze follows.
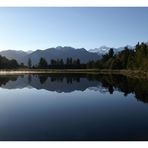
[0,45,133,65]
[89,45,134,55]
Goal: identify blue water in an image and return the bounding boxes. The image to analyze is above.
[0,74,147,140]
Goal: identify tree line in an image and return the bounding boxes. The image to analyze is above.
[0,55,19,69]
[86,42,148,70]
[28,57,86,69]
[28,42,148,70]
[0,42,148,70]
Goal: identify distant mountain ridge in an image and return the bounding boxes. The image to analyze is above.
[0,50,28,64]
[0,46,100,65]
[0,45,135,66]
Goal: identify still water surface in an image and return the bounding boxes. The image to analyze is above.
[0,73,148,140]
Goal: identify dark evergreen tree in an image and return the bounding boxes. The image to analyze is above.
[108,48,114,58]
[38,57,48,69]
[28,58,32,68]
[0,55,19,69]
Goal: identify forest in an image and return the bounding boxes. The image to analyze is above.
[91,42,148,70]
[0,42,148,70]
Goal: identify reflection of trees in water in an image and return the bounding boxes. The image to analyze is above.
[38,75,48,84]
[35,74,148,103]
[90,74,148,103]
[0,76,18,86]
[37,74,80,84]
[28,75,32,84]
[108,85,114,94]
[50,77,63,82]
[0,74,147,103]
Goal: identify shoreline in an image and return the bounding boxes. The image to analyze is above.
[0,69,147,78]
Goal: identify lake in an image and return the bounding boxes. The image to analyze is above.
[0,73,148,141]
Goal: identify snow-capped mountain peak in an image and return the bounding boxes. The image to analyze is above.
[89,45,134,56]
[89,46,110,54]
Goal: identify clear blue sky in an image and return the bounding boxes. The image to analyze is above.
[0,7,148,51]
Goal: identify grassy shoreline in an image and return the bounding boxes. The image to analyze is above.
[0,69,147,78]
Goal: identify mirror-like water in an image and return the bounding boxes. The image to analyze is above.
[0,74,148,140]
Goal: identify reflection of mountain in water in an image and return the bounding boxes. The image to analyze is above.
[0,74,148,103]
[1,74,99,93]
